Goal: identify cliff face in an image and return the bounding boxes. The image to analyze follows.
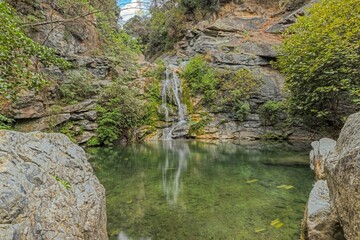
[140,0,319,141]
[303,111,360,239]
[4,0,125,144]
[0,130,107,239]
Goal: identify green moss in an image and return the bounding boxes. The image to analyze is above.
[53,175,71,190]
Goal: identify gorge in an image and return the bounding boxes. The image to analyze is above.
[0,0,359,239]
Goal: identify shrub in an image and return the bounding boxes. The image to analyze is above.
[60,69,98,104]
[0,2,69,99]
[259,100,286,126]
[181,55,217,106]
[0,114,14,130]
[277,0,360,127]
[95,81,145,145]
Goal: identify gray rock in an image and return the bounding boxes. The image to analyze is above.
[209,17,267,32]
[0,130,107,240]
[16,114,71,132]
[305,180,342,239]
[325,112,360,240]
[309,138,336,179]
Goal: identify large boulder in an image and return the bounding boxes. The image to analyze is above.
[325,112,360,240]
[0,131,107,240]
[310,138,336,179]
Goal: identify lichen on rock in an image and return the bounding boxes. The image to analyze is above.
[0,130,107,240]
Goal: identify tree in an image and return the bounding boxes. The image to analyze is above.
[0,2,69,99]
[277,0,360,127]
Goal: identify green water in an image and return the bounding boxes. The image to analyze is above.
[88,141,313,240]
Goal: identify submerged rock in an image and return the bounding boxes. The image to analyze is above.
[0,130,107,240]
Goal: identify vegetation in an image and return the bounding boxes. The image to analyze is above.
[0,2,69,99]
[277,0,360,127]
[259,100,286,126]
[59,69,98,104]
[92,81,146,146]
[0,114,14,130]
[54,175,71,190]
[181,56,259,120]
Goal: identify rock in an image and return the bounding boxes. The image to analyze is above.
[62,99,96,114]
[304,180,342,240]
[75,131,97,144]
[309,138,336,179]
[325,112,360,240]
[0,130,107,240]
[266,0,320,33]
[209,17,267,32]
[16,114,71,131]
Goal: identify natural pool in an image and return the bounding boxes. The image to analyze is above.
[88,141,314,240]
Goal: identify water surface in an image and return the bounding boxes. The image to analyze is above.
[88,141,313,240]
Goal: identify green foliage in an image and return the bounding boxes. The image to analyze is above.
[0,2,70,99]
[218,69,259,120]
[95,81,145,145]
[146,5,187,57]
[0,114,14,130]
[60,69,98,104]
[189,114,210,135]
[59,121,80,143]
[54,175,71,189]
[144,62,166,124]
[259,101,286,126]
[277,0,360,127]
[182,56,217,106]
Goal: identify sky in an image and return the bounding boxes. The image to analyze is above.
[117,0,150,23]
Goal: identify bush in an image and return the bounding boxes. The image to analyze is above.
[0,114,14,130]
[60,69,97,104]
[0,2,69,99]
[181,55,217,106]
[259,100,286,126]
[95,81,145,145]
[277,0,360,127]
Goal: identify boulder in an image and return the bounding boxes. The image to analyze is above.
[0,130,107,240]
[304,180,343,240]
[309,138,336,179]
[325,112,360,240]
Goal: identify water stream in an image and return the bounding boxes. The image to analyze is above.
[89,141,313,240]
[161,65,187,140]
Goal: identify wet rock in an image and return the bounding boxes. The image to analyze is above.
[325,112,360,240]
[0,130,107,240]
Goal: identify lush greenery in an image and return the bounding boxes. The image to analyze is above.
[259,100,286,126]
[90,81,146,146]
[0,2,69,99]
[182,55,259,120]
[0,114,14,130]
[59,69,98,104]
[277,0,360,127]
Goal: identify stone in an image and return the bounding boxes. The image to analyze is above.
[304,180,343,240]
[0,130,107,240]
[16,114,71,132]
[75,131,97,144]
[209,17,267,32]
[325,112,360,240]
[309,138,336,179]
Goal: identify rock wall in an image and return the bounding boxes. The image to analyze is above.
[143,0,319,141]
[0,130,107,239]
[303,111,360,239]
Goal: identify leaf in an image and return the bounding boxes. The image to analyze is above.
[246,179,259,184]
[255,228,266,233]
[277,185,294,190]
[271,218,284,228]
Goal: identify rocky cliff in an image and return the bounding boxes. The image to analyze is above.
[303,111,360,239]
[139,0,319,141]
[0,130,107,239]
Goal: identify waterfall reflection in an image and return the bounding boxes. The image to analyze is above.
[161,141,190,204]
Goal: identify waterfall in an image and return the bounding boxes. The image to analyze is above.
[161,65,187,140]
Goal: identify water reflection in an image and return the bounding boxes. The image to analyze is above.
[89,140,313,240]
[161,141,189,204]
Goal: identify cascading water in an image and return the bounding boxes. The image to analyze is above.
[161,65,188,140]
